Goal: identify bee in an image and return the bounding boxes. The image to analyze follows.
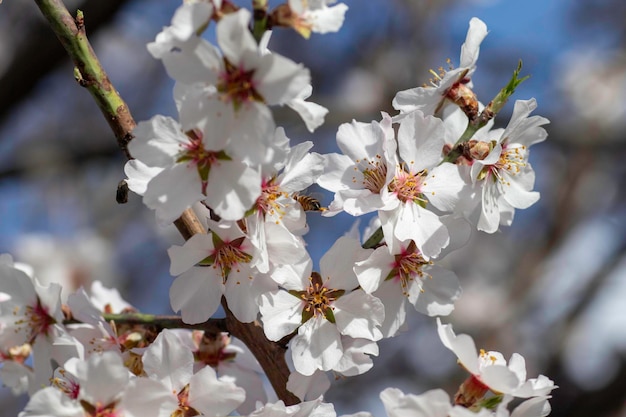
[292,192,325,212]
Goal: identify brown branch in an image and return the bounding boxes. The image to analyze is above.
[34,0,297,405]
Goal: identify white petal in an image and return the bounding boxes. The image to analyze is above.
[79,352,128,405]
[143,163,205,226]
[436,318,479,375]
[397,111,445,170]
[373,279,408,338]
[255,54,311,105]
[259,291,304,341]
[142,329,193,392]
[353,246,392,294]
[20,387,83,417]
[188,366,245,416]
[460,18,488,69]
[124,159,163,197]
[510,397,552,417]
[286,370,330,401]
[291,317,342,375]
[217,9,257,64]
[320,236,368,290]
[333,291,384,341]
[333,337,378,376]
[392,86,442,116]
[309,4,348,33]
[168,234,213,276]
[169,267,223,324]
[120,378,178,417]
[480,364,522,395]
[287,96,328,132]
[380,388,451,417]
[423,163,465,212]
[384,204,449,259]
[413,264,461,317]
[219,362,267,414]
[128,116,184,166]
[205,160,261,221]
[478,182,500,233]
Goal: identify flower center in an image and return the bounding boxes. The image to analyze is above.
[389,241,432,296]
[217,59,264,110]
[51,368,80,400]
[200,235,253,282]
[295,272,344,323]
[480,143,527,185]
[355,155,387,193]
[177,130,231,195]
[81,401,121,417]
[14,300,55,344]
[256,178,290,221]
[388,167,428,205]
[194,332,237,368]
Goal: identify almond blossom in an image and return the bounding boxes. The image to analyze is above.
[354,236,461,338]
[165,8,310,164]
[259,237,383,375]
[351,387,552,417]
[146,1,213,59]
[168,219,276,324]
[379,111,466,258]
[247,139,324,273]
[283,0,349,38]
[393,17,488,118]
[125,115,261,225]
[317,114,395,217]
[184,331,267,414]
[468,99,549,233]
[0,255,69,395]
[247,397,336,417]
[437,318,556,405]
[142,329,246,417]
[20,351,177,417]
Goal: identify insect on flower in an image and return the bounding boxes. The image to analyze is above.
[292,192,326,212]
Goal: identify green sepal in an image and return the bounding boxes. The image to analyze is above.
[385,268,398,282]
[301,308,314,324]
[363,226,385,249]
[324,307,336,324]
[197,163,210,183]
[215,150,232,161]
[198,255,215,266]
[414,194,428,209]
[475,394,504,411]
[288,289,304,298]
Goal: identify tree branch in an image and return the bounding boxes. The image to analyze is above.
[34,0,298,405]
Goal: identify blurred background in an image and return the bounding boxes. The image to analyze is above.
[1,0,625,415]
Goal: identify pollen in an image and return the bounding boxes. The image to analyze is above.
[212,237,253,282]
[482,143,527,186]
[391,241,432,297]
[13,300,55,344]
[388,166,428,205]
[300,272,344,319]
[217,59,264,108]
[257,178,290,221]
[358,158,387,193]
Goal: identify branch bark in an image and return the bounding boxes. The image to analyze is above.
[34,0,298,406]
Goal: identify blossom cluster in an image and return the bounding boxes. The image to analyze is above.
[0,1,555,416]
